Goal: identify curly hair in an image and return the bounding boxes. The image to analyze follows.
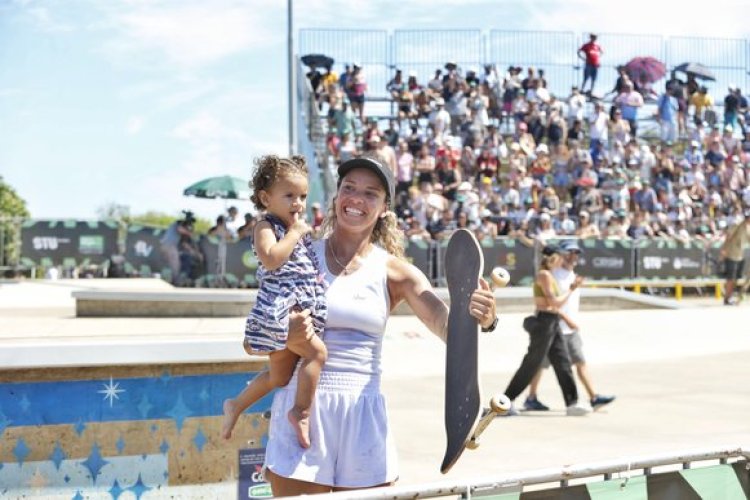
[249,155,308,211]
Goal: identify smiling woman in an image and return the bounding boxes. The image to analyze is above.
[261,156,499,496]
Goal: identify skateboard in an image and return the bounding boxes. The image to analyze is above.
[466,394,512,450]
[440,229,510,474]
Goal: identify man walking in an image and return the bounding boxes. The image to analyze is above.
[524,240,616,411]
[720,211,750,305]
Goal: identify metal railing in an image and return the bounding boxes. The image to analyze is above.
[297,28,750,103]
[284,445,750,499]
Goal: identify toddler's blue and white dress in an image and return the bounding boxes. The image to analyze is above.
[244,214,327,352]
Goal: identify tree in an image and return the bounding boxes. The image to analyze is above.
[0,176,30,267]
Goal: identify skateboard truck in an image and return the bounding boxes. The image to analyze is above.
[466,394,511,450]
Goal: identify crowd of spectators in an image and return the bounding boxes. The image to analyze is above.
[309,59,750,250]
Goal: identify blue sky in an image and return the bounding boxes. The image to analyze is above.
[2,0,749,220]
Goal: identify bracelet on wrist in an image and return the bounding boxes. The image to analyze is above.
[481,315,499,333]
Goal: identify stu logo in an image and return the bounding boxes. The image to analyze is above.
[32,236,70,250]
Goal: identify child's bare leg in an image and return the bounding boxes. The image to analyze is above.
[287,335,327,448]
[222,349,298,440]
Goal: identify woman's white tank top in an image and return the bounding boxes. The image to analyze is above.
[312,238,390,376]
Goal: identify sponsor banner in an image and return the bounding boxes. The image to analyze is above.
[123,225,169,276]
[435,238,535,286]
[20,220,118,267]
[516,462,748,499]
[574,239,635,280]
[238,448,272,500]
[482,238,536,286]
[199,236,258,286]
[635,240,704,279]
[404,238,433,283]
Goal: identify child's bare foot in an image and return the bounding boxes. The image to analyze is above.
[221,399,240,440]
[288,407,311,448]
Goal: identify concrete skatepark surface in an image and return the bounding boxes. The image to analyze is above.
[1,279,748,497]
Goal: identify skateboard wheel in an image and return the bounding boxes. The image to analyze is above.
[489,394,512,414]
[491,267,510,287]
[466,438,479,450]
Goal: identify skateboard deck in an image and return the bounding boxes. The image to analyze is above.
[441,229,484,474]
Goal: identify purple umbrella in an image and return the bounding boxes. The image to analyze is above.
[624,56,667,84]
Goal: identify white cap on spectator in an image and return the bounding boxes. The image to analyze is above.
[732,155,741,163]
[458,181,473,191]
[435,97,445,106]
[536,144,549,154]
[691,140,699,147]
[725,124,734,132]
[539,212,551,222]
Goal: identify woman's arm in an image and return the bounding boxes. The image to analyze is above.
[387,257,496,342]
[537,270,581,309]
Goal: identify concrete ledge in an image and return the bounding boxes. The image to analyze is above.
[74,289,256,317]
[74,286,682,318]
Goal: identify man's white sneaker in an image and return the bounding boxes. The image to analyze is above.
[566,403,592,416]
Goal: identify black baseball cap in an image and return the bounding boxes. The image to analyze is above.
[337,157,395,208]
[541,244,560,256]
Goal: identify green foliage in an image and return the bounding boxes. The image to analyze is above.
[0,176,30,219]
[131,210,212,234]
[96,203,212,235]
[0,177,30,266]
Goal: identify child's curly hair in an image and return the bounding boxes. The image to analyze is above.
[249,155,308,211]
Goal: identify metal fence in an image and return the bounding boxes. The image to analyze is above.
[284,446,750,500]
[298,28,750,104]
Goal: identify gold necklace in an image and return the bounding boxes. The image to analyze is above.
[327,237,365,275]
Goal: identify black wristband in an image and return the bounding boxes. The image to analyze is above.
[481,316,499,333]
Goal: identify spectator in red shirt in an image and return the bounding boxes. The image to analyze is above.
[578,33,603,96]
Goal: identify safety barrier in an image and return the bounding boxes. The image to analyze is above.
[285,446,750,499]
[18,220,748,291]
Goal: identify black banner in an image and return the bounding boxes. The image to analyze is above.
[123,225,169,276]
[635,240,704,279]
[404,238,434,283]
[435,237,535,286]
[574,239,635,280]
[482,238,536,286]
[199,236,258,286]
[20,220,118,267]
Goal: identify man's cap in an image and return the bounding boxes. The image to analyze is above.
[560,240,582,253]
[541,244,560,256]
[337,157,395,208]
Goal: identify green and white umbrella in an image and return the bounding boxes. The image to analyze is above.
[183,175,252,200]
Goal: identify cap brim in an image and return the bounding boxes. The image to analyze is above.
[337,157,395,207]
